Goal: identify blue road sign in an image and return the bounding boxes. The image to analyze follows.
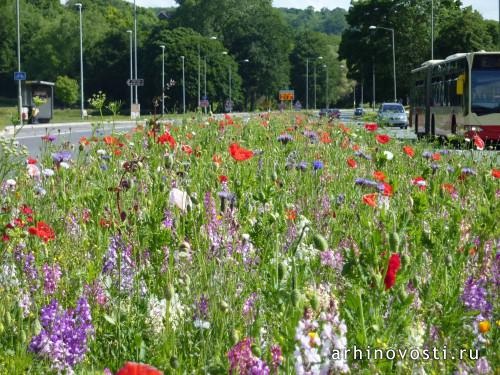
[14,72,26,81]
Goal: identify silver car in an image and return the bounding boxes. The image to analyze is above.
[377,103,408,129]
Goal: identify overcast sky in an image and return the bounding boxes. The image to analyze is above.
[117,0,498,21]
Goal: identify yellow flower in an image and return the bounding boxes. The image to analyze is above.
[308,331,319,347]
[478,321,491,334]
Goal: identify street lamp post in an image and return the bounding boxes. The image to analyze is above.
[323,64,329,109]
[127,30,133,117]
[369,25,397,103]
[314,56,323,110]
[431,0,434,60]
[75,3,84,119]
[16,0,22,126]
[306,58,309,110]
[181,55,185,114]
[160,45,165,116]
[133,0,138,107]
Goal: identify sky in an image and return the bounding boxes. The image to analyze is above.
[116,0,498,21]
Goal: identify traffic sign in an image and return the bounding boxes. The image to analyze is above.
[224,99,233,112]
[279,90,294,101]
[294,100,302,110]
[14,71,26,81]
[199,99,209,108]
[126,78,144,86]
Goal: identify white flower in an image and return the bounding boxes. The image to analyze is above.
[96,149,107,155]
[169,292,185,331]
[27,164,40,178]
[5,179,16,187]
[193,319,211,329]
[383,150,394,160]
[147,295,167,334]
[42,169,55,177]
[169,188,192,212]
[59,162,70,169]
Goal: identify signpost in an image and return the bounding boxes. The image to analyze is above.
[126,78,144,86]
[199,95,209,109]
[224,99,233,113]
[14,71,26,81]
[279,90,295,101]
[279,89,295,110]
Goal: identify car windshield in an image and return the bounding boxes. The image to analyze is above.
[381,104,404,113]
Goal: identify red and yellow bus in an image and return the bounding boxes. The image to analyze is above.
[410,51,500,141]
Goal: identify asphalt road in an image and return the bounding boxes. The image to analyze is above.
[0,109,418,157]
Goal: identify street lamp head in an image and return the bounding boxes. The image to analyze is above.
[160,45,165,49]
[369,25,377,30]
[222,51,228,55]
[318,56,323,60]
[181,55,185,59]
[126,29,132,34]
[210,36,217,40]
[75,3,82,8]
[243,59,249,63]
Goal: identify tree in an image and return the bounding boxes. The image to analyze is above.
[55,75,79,107]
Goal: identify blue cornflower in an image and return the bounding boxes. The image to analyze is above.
[296,161,308,171]
[312,160,324,170]
[461,167,476,176]
[52,150,72,163]
[277,134,293,144]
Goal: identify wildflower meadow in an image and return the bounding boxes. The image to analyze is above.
[0,112,498,374]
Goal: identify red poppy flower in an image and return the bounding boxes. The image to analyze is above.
[432,153,441,161]
[412,176,427,191]
[373,171,386,182]
[352,144,360,151]
[381,182,393,197]
[103,135,119,145]
[286,209,297,221]
[181,144,193,155]
[402,145,415,158]
[346,158,357,168]
[28,221,55,242]
[224,113,234,125]
[339,124,351,134]
[113,149,122,156]
[320,131,332,144]
[2,234,9,242]
[441,183,456,194]
[27,157,37,164]
[473,134,485,150]
[229,143,253,161]
[364,123,378,132]
[79,137,90,146]
[492,169,500,179]
[21,204,33,215]
[116,362,163,375]
[384,253,401,289]
[99,218,111,228]
[157,132,176,149]
[362,193,378,207]
[375,134,391,144]
[219,175,228,183]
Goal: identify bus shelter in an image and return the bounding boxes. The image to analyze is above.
[22,80,55,124]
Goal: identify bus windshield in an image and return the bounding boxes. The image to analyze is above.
[471,70,500,116]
